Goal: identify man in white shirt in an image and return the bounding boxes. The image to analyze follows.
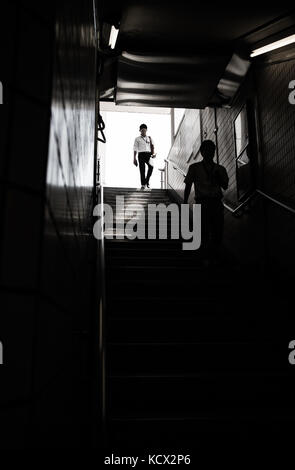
[133,123,155,190]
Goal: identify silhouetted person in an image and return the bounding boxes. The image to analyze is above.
[133,123,155,190]
[184,140,229,264]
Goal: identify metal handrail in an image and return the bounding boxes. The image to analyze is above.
[223,192,257,215]
[164,158,186,176]
[164,158,295,215]
[225,190,295,215]
[256,189,295,215]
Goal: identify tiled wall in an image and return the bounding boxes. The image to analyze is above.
[167,52,295,273]
[0,1,98,448]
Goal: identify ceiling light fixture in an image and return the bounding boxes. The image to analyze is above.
[250,34,295,58]
[109,26,119,49]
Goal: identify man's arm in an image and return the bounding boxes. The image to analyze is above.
[184,181,192,204]
[133,150,138,166]
[150,136,155,156]
[219,166,229,190]
[183,165,194,203]
[133,139,138,166]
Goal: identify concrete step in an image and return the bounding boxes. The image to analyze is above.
[108,373,295,415]
[103,232,187,239]
[106,413,295,451]
[106,296,244,317]
[108,341,288,375]
[105,267,241,285]
[107,315,252,342]
[104,196,172,201]
[104,195,170,201]
[105,257,203,268]
[105,276,243,298]
[104,187,168,193]
[106,418,248,450]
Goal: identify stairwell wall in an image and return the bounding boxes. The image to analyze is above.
[167,49,295,274]
[0,0,99,448]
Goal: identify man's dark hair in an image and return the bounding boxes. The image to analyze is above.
[139,123,147,130]
[200,139,215,158]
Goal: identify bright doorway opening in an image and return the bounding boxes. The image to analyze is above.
[99,103,172,188]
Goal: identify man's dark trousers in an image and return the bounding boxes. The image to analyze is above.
[196,197,224,260]
[138,152,153,186]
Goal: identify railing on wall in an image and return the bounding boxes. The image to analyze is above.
[256,190,295,215]
[164,158,186,177]
[222,193,257,216]
[164,158,295,216]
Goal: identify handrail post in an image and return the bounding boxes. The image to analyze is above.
[159,168,165,189]
[165,159,168,189]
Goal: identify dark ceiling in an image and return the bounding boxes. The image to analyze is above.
[98,2,295,108]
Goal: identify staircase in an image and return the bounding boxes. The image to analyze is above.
[102,187,294,452]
